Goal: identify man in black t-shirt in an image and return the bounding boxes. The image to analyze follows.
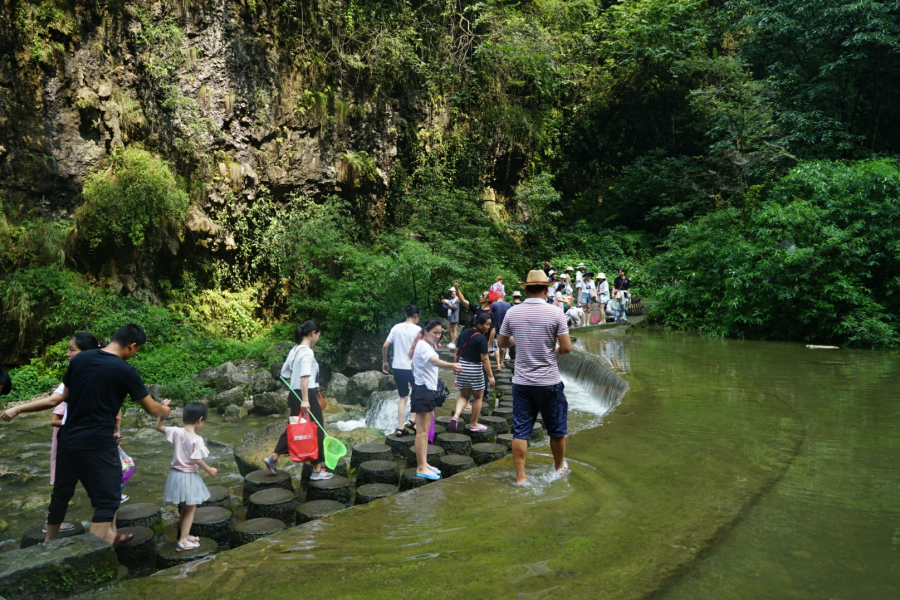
[45,324,171,546]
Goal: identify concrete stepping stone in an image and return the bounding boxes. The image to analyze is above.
[243,470,294,504]
[231,518,286,548]
[114,525,156,576]
[20,521,85,549]
[306,475,353,504]
[492,407,514,426]
[116,503,164,535]
[297,499,345,524]
[435,416,457,430]
[354,483,397,505]
[157,537,217,570]
[496,434,529,450]
[200,485,231,510]
[0,535,118,598]
[439,454,475,477]
[458,411,472,425]
[247,488,297,525]
[189,506,233,547]
[434,432,472,456]
[532,422,545,440]
[399,468,437,491]
[350,443,392,469]
[433,424,446,436]
[480,415,510,434]
[496,384,513,394]
[301,457,349,483]
[462,424,496,444]
[356,460,400,486]
[384,433,415,457]
[471,443,508,465]
[500,394,514,403]
[405,444,444,468]
[499,401,514,408]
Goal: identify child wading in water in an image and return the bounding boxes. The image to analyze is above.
[155,401,217,551]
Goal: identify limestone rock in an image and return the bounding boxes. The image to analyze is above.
[251,390,289,415]
[194,366,220,385]
[342,335,383,374]
[273,342,293,359]
[249,371,277,394]
[270,361,285,381]
[224,405,248,420]
[327,372,350,403]
[214,387,245,413]
[216,363,250,392]
[233,422,287,476]
[346,371,393,406]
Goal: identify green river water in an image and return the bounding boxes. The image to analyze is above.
[3,327,899,598]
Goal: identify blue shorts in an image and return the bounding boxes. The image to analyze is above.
[511,383,568,439]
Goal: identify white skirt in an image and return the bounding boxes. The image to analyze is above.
[163,469,210,506]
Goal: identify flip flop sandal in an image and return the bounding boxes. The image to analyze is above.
[176,540,200,552]
[428,466,442,475]
[113,533,135,548]
[416,471,440,481]
[448,417,458,433]
[43,522,77,533]
[470,424,488,432]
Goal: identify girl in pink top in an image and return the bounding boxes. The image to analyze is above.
[155,401,217,552]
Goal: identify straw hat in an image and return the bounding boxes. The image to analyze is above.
[598,273,606,280]
[517,270,553,286]
[566,266,574,272]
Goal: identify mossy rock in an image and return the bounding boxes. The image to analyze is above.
[439,454,475,477]
[306,475,353,504]
[356,460,400,486]
[462,424,496,444]
[231,518,286,548]
[189,507,233,547]
[399,468,437,491]
[242,470,294,504]
[384,433,415,458]
[532,422,545,440]
[492,407,514,427]
[233,421,286,476]
[297,499,345,524]
[354,483,397,505]
[116,503,164,535]
[471,443,508,465]
[405,444,444,468]
[479,415,510,434]
[20,521,85,549]
[114,526,156,576]
[200,485,231,510]
[434,433,472,456]
[300,458,349,483]
[350,443,392,469]
[157,537,218,570]
[496,434,529,450]
[247,488,297,526]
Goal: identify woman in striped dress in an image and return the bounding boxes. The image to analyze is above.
[448,313,496,433]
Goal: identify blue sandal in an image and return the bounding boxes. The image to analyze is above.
[416,471,440,481]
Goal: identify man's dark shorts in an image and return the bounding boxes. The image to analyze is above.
[511,382,568,439]
[393,369,415,398]
[48,445,122,524]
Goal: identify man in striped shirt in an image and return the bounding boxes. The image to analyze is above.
[498,270,573,485]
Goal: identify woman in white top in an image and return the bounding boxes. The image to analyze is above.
[382,304,422,437]
[408,319,462,481]
[596,273,610,324]
[264,321,332,481]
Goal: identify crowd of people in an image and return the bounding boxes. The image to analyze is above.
[0,260,632,544]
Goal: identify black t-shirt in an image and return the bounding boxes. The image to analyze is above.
[456,329,488,363]
[490,301,512,332]
[614,277,631,291]
[468,304,490,322]
[61,349,149,451]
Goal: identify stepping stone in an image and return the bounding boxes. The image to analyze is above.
[399,468,438,491]
[405,444,444,468]
[439,454,475,477]
[435,416,456,430]
[500,394,514,403]
[496,384,513,394]
[113,526,156,576]
[434,432,472,456]
[0,534,118,597]
[247,488,297,526]
[350,443,392,469]
[20,521,85,549]
[301,457,349,482]
[231,518,286,548]
[493,407,514,426]
[297,499,345,524]
[201,485,231,510]
[496,434,529,450]
[462,424,496,444]
[384,433,415,457]
[357,460,401,486]
[471,443,508,465]
[157,537,218,570]
[532,422,545,440]
[480,402,492,416]
[433,424,446,436]
[116,503,164,535]
[480,415,510,434]
[189,506,233,547]
[458,411,472,425]
[354,483,397,505]
[306,475,353,504]
[243,470,294,504]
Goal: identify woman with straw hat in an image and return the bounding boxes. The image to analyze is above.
[596,273,609,324]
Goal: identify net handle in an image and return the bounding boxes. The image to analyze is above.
[279,376,330,436]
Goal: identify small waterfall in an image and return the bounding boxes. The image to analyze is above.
[364,390,409,432]
[558,349,629,416]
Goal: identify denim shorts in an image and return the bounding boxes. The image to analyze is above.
[511,383,568,439]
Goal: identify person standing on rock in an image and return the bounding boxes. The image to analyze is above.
[498,271,572,485]
[613,269,632,323]
[596,273,610,325]
[448,313,495,433]
[487,292,512,371]
[574,263,586,308]
[382,304,422,437]
[264,321,332,480]
[442,289,460,349]
[455,280,490,322]
[408,319,463,480]
[43,324,171,546]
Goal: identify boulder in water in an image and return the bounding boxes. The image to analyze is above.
[189,507,233,547]
[327,373,350,404]
[215,362,250,392]
[194,366,220,385]
[224,404,248,420]
[214,387,245,412]
[342,335,383,374]
[249,371,278,394]
[346,371,393,406]
[233,421,287,476]
[251,390,289,415]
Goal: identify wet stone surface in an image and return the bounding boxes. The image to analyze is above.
[384,434,415,458]
[405,445,445,468]
[434,433,472,456]
[231,518,286,548]
[399,468,436,491]
[116,504,163,536]
[189,507,233,548]
[356,460,401,487]
[439,454,475,477]
[462,424,497,444]
[306,475,353,504]
[479,416,510,434]
[242,470,294,504]
[20,521,85,549]
[470,443,508,465]
[297,500,345,524]
[156,537,218,570]
[201,486,232,510]
[350,443,393,470]
[113,526,156,576]
[354,484,397,505]
[247,488,297,526]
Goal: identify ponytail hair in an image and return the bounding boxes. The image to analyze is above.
[294,320,322,344]
[405,304,420,318]
[422,318,442,333]
[71,332,101,352]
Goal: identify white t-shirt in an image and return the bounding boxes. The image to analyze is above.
[575,271,584,289]
[566,307,584,320]
[53,383,68,425]
[281,344,319,389]
[412,342,439,391]
[582,281,596,297]
[386,322,422,370]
